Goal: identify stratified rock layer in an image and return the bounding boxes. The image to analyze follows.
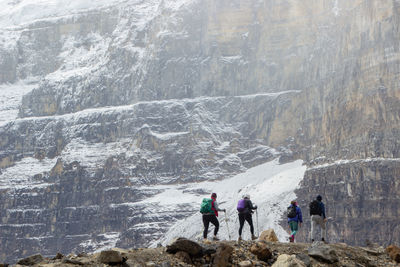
[295,159,400,245]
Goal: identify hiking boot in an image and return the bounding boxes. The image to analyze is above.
[322,238,327,243]
[289,235,294,243]
[238,236,242,242]
[251,235,257,240]
[212,236,220,241]
[311,239,314,243]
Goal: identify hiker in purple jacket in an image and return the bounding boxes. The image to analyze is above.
[237,194,257,241]
[287,200,303,242]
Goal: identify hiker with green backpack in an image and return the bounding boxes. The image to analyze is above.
[200,193,225,241]
[287,200,303,242]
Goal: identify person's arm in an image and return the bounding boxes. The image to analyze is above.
[214,201,225,212]
[249,200,257,210]
[298,207,303,225]
[321,202,326,219]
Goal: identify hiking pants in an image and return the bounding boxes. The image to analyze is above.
[289,221,299,237]
[311,215,326,240]
[202,214,219,238]
[238,213,254,236]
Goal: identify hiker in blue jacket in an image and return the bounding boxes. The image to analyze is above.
[287,200,303,242]
[202,193,225,241]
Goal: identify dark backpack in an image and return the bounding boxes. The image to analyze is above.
[237,199,246,212]
[287,205,297,218]
[309,200,321,215]
[200,198,213,214]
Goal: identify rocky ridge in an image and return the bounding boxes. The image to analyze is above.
[5,232,400,267]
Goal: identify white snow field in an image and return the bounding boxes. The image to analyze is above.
[150,158,306,246]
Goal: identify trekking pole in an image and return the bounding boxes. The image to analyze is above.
[224,211,232,240]
[256,209,259,237]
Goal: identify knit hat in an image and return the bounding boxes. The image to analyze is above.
[316,195,322,201]
[211,193,217,198]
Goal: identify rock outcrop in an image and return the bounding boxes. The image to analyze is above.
[294,159,400,246]
[7,239,400,267]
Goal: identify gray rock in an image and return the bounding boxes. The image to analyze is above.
[166,238,203,257]
[16,254,44,266]
[307,242,339,263]
[295,254,311,267]
[271,254,306,267]
[212,242,234,267]
[238,260,253,267]
[175,251,192,265]
[97,250,124,264]
[250,241,273,261]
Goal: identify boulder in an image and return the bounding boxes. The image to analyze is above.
[175,251,192,265]
[386,245,400,263]
[272,254,306,267]
[166,237,203,257]
[250,241,273,261]
[259,229,279,242]
[308,241,338,263]
[52,253,64,260]
[295,254,311,267]
[212,242,234,267]
[17,254,44,265]
[238,260,253,267]
[97,250,124,264]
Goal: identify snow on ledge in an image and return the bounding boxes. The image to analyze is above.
[308,157,400,171]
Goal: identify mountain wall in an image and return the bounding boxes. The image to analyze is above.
[295,159,400,245]
[0,0,399,263]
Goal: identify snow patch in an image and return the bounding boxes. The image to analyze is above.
[0,79,38,126]
[78,232,120,253]
[308,157,400,171]
[0,157,57,190]
[149,159,306,246]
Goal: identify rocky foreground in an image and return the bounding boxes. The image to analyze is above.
[5,230,400,267]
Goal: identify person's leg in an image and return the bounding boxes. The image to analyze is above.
[289,221,298,242]
[210,215,220,237]
[311,215,317,241]
[238,214,245,237]
[245,213,255,236]
[203,215,211,239]
[319,217,327,241]
[289,221,298,236]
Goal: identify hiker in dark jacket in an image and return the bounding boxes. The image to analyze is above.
[202,193,225,241]
[237,194,257,241]
[310,195,327,242]
[287,200,303,242]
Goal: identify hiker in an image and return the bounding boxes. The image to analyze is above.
[237,194,257,241]
[287,200,303,242]
[200,193,225,241]
[309,195,327,242]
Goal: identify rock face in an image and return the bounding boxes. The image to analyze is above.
[294,159,400,246]
[0,0,399,264]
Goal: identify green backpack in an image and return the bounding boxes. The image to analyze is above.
[200,198,213,213]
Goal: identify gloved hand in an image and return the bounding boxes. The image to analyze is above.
[223,209,226,212]
[254,205,257,209]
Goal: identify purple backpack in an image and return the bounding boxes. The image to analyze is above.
[237,199,246,212]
